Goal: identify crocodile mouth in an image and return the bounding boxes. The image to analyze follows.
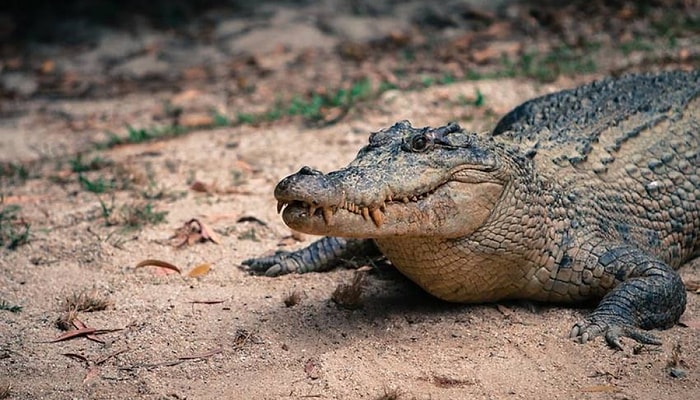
[276,186,441,228]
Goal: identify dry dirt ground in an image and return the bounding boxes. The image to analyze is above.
[1,1,700,399]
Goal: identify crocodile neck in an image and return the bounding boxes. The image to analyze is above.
[374,174,558,303]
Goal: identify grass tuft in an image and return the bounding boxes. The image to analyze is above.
[0,204,30,250]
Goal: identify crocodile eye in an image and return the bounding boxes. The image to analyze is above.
[410,135,429,152]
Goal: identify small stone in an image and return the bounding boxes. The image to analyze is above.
[668,367,686,378]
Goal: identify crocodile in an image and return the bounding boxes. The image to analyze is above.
[244,71,700,349]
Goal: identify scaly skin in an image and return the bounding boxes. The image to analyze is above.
[244,71,700,349]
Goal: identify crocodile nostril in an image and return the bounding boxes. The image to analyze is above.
[299,166,323,176]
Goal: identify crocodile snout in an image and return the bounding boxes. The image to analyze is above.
[273,166,345,225]
[274,166,342,206]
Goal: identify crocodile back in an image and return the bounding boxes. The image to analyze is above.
[492,71,700,266]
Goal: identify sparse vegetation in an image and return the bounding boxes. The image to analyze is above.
[62,289,112,313]
[78,174,113,193]
[56,289,112,330]
[230,169,247,186]
[514,46,597,82]
[121,202,167,228]
[474,89,485,107]
[0,204,30,250]
[374,387,404,400]
[212,111,230,127]
[98,124,188,149]
[283,290,302,307]
[2,1,699,396]
[620,37,655,55]
[0,162,29,183]
[69,154,111,173]
[237,228,259,241]
[331,270,366,309]
[96,196,167,228]
[0,300,22,313]
[234,79,378,125]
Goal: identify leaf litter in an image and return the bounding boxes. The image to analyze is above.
[134,259,213,277]
[169,218,220,248]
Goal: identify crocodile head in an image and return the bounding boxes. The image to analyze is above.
[275,121,512,238]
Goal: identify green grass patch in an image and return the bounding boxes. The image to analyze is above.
[474,89,485,107]
[236,78,378,125]
[97,124,188,149]
[0,204,30,250]
[652,10,700,37]
[121,202,167,228]
[212,112,231,127]
[620,37,655,55]
[0,299,22,313]
[78,174,113,193]
[0,162,29,183]
[499,46,598,82]
[456,88,486,108]
[69,154,111,173]
[98,197,167,228]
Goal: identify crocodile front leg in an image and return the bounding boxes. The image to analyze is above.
[569,244,687,349]
[243,237,381,276]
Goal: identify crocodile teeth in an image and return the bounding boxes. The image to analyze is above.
[402,196,409,203]
[322,207,333,225]
[369,208,384,227]
[309,205,318,216]
[277,201,286,213]
[361,207,370,221]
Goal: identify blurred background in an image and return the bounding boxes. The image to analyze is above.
[1,0,698,101]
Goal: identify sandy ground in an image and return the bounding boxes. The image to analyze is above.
[1,77,699,400]
[1,1,700,399]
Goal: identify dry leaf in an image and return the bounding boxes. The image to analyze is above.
[236,216,268,226]
[134,259,181,274]
[49,327,123,343]
[96,349,128,365]
[73,319,104,343]
[684,280,700,292]
[188,300,225,304]
[170,219,219,248]
[152,266,180,276]
[187,263,211,277]
[62,353,90,365]
[49,327,97,342]
[199,221,220,244]
[190,180,211,193]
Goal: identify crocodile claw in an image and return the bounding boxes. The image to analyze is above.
[242,251,297,276]
[570,315,662,350]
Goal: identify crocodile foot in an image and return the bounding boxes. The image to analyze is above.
[242,251,295,276]
[569,314,662,350]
